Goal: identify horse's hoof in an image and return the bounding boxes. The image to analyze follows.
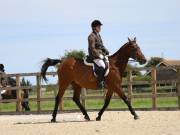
[134,115,139,120]
[51,118,56,123]
[96,116,101,121]
[84,115,90,121]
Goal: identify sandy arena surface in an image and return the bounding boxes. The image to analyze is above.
[0,111,180,135]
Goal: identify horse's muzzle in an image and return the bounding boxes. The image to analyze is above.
[139,58,147,65]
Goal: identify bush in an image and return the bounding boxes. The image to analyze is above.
[63,50,86,59]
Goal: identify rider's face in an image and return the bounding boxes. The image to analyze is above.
[95,26,101,33]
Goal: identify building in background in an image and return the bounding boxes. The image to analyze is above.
[146,59,180,81]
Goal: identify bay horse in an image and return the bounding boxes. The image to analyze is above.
[0,64,30,111]
[41,37,147,122]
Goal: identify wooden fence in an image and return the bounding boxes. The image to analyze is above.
[0,66,180,114]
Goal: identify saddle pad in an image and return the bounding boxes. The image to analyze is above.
[83,56,109,77]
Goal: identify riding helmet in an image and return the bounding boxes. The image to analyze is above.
[91,20,103,28]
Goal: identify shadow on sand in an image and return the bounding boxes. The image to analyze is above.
[14,120,95,125]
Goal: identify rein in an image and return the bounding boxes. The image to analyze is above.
[128,59,137,63]
[108,57,137,63]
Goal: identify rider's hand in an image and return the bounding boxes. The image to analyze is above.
[103,48,109,55]
[99,54,104,59]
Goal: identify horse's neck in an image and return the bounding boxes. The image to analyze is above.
[110,45,130,75]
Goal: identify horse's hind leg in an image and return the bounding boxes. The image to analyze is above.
[96,89,113,121]
[72,82,90,121]
[51,81,69,122]
[115,88,139,120]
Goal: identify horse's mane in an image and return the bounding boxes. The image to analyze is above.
[110,42,129,58]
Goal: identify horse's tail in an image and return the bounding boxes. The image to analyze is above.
[41,58,61,82]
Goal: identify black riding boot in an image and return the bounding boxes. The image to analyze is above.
[97,67,105,89]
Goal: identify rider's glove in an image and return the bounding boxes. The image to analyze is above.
[99,54,104,59]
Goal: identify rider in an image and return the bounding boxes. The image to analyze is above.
[88,20,109,89]
[0,64,5,73]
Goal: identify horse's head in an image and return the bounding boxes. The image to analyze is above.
[126,37,147,65]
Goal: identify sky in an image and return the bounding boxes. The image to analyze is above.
[0,0,180,73]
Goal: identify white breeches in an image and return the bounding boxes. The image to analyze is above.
[93,56,109,69]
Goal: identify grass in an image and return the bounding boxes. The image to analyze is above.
[0,97,178,112]
[0,87,178,112]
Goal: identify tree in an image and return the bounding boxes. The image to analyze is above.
[62,50,86,59]
[145,57,163,67]
[21,77,32,87]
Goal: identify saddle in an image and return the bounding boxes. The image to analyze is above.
[83,56,109,77]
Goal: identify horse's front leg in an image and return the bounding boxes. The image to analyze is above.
[72,82,90,121]
[115,87,139,120]
[96,89,113,121]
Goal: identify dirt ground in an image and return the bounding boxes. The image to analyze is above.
[0,111,180,135]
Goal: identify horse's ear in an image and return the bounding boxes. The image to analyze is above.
[128,37,131,43]
[134,37,136,42]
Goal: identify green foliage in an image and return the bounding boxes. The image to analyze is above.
[145,57,163,67]
[62,49,86,59]
[1,97,177,111]
[21,77,32,86]
[45,85,58,92]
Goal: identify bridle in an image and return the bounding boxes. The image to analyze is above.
[130,46,138,62]
[119,44,139,63]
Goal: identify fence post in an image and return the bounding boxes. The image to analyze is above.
[36,75,41,112]
[54,86,57,97]
[128,69,133,102]
[177,67,180,109]
[151,67,157,110]
[16,74,21,112]
[81,88,86,108]
[59,98,64,111]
